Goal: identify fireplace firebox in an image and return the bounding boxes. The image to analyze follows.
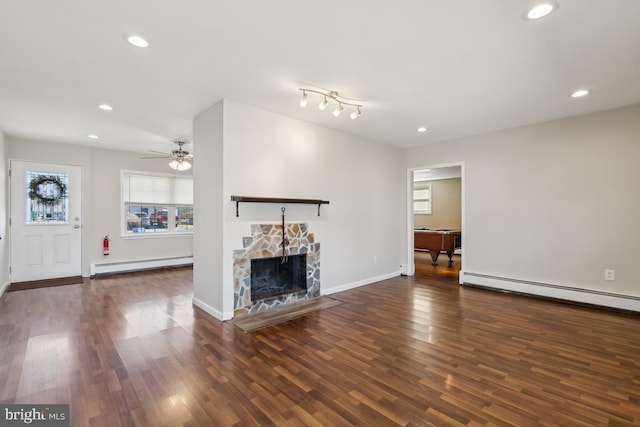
[251,254,307,302]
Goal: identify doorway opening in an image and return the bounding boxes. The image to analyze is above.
[406,163,464,283]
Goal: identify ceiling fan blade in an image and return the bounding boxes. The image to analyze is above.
[140,155,170,159]
[148,150,169,155]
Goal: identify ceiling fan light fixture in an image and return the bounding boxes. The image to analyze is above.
[169,159,192,171]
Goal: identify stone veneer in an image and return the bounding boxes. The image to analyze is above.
[233,223,320,317]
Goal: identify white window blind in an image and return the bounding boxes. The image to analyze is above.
[123,173,193,204]
[173,178,193,205]
[413,181,432,214]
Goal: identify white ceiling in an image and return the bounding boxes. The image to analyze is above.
[1,1,639,154]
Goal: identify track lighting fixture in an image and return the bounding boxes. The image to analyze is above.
[319,95,328,110]
[299,88,363,119]
[333,103,343,117]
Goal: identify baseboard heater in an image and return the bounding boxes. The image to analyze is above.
[91,256,193,277]
[461,271,640,313]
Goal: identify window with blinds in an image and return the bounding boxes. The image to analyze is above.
[413,181,432,214]
[122,171,194,235]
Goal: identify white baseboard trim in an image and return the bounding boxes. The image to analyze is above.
[192,297,233,321]
[91,256,193,276]
[0,281,9,298]
[323,270,401,295]
[461,271,640,312]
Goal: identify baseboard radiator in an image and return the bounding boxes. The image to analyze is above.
[460,271,640,313]
[91,256,193,277]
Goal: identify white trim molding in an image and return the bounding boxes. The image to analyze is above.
[323,271,401,295]
[0,281,9,298]
[461,271,640,312]
[193,297,233,321]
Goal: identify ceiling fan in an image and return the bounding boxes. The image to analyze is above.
[142,140,194,171]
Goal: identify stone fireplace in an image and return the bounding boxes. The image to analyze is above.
[233,223,320,317]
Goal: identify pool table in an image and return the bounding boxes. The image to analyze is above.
[414,228,461,264]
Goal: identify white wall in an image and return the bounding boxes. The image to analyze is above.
[192,100,405,320]
[7,137,93,277]
[6,137,193,278]
[89,148,193,268]
[192,101,224,319]
[414,178,461,229]
[0,129,8,295]
[219,100,404,318]
[404,104,640,310]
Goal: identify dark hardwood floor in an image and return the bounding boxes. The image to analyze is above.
[414,250,462,282]
[1,263,639,426]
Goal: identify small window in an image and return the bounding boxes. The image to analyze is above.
[413,181,431,214]
[122,171,193,236]
[26,171,70,224]
[176,206,193,232]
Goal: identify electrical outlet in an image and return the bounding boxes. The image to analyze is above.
[604,269,615,281]
[373,255,379,264]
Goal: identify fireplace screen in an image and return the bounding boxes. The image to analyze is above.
[251,254,307,301]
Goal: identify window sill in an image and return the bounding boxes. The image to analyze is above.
[121,231,193,240]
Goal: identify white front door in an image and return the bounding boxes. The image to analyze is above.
[10,161,82,282]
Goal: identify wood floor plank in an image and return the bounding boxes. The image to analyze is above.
[1,262,640,426]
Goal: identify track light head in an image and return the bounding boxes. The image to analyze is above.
[299,90,308,107]
[319,95,328,110]
[350,106,361,119]
[333,103,344,117]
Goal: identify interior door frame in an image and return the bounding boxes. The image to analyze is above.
[9,159,84,283]
[406,161,465,282]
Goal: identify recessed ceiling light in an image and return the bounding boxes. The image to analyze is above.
[571,89,589,98]
[87,134,99,140]
[417,127,428,133]
[525,3,556,20]
[126,35,149,48]
[98,104,113,111]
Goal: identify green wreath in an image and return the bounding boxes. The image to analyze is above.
[28,175,67,206]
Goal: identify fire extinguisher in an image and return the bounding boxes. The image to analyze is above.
[103,235,110,256]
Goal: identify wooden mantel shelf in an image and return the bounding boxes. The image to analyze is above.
[230,196,330,217]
